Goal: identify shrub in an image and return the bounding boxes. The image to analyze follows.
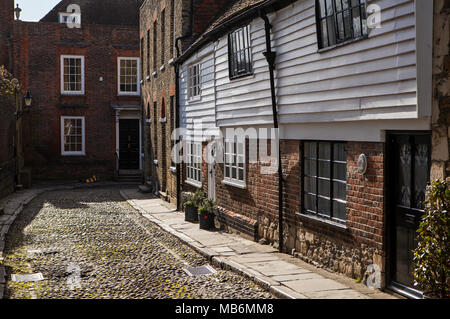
[413,179,450,298]
[0,65,20,96]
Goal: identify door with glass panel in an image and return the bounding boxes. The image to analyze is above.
[387,133,431,296]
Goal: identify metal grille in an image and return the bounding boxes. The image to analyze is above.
[183,265,216,277]
[228,25,252,79]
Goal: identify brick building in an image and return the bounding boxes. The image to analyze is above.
[2,0,143,182]
[0,1,20,198]
[176,0,448,298]
[139,0,229,206]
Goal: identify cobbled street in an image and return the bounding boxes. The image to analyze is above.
[2,187,273,299]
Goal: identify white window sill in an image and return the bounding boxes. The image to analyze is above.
[187,96,201,103]
[145,119,151,123]
[159,117,167,123]
[160,65,165,72]
[61,92,85,96]
[296,212,348,230]
[170,166,177,173]
[168,58,175,66]
[118,92,140,97]
[152,71,157,78]
[146,76,151,82]
[62,152,86,156]
[185,179,202,189]
[153,159,159,165]
[221,179,246,189]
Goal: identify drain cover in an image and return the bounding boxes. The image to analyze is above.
[183,265,216,277]
[11,273,44,282]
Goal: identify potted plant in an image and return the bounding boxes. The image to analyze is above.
[183,190,205,223]
[412,179,450,299]
[198,198,217,230]
[183,192,198,222]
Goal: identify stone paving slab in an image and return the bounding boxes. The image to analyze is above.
[119,188,398,300]
[283,278,348,293]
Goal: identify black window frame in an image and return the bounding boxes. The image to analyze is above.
[227,25,253,80]
[301,141,348,224]
[316,0,368,50]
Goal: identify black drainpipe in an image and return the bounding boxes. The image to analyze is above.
[260,9,283,253]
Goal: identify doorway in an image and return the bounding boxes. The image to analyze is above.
[119,119,140,170]
[387,132,431,298]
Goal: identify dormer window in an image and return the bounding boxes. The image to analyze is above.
[58,12,81,25]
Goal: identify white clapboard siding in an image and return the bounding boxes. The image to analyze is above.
[179,43,218,140]
[179,0,427,139]
[273,0,418,124]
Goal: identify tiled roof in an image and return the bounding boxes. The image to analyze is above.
[40,0,143,26]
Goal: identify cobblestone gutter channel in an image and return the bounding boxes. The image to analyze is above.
[0,186,273,299]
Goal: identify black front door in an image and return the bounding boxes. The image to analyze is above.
[119,119,140,170]
[388,132,431,296]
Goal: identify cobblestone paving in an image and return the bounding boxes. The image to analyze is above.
[2,188,273,299]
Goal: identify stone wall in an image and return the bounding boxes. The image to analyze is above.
[431,0,450,182]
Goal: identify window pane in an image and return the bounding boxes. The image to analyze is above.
[333,200,347,221]
[304,142,316,158]
[304,159,316,176]
[318,142,331,159]
[304,176,316,194]
[318,160,330,178]
[239,168,244,181]
[333,162,347,181]
[318,197,331,217]
[318,179,330,197]
[333,181,346,200]
[333,143,346,161]
[304,193,316,212]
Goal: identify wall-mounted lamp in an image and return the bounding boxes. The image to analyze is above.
[358,154,368,175]
[14,4,22,21]
[16,91,32,120]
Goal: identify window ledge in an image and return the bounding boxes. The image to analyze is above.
[118,92,140,97]
[229,72,254,81]
[317,35,368,53]
[152,71,158,78]
[221,179,247,189]
[170,166,177,173]
[296,212,348,230]
[146,76,151,82]
[168,58,175,66]
[153,159,158,165]
[160,65,165,72]
[185,179,202,189]
[62,153,86,157]
[187,96,201,103]
[61,92,85,96]
[159,117,167,123]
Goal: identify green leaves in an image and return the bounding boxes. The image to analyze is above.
[412,179,450,299]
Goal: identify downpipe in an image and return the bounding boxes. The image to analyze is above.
[260,9,283,253]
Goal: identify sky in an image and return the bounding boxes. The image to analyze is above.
[15,0,61,22]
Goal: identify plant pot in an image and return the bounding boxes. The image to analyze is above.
[185,205,198,222]
[199,212,215,230]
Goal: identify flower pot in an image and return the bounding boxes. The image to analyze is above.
[185,205,198,222]
[199,212,215,230]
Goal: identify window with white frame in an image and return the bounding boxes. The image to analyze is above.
[118,57,140,95]
[61,55,85,95]
[61,117,85,156]
[187,63,201,100]
[224,138,245,187]
[186,140,202,186]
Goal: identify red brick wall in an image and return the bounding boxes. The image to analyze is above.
[0,0,13,68]
[193,0,230,34]
[11,22,140,180]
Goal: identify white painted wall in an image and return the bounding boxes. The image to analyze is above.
[179,0,432,142]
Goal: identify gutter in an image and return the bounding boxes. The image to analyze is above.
[260,9,283,253]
